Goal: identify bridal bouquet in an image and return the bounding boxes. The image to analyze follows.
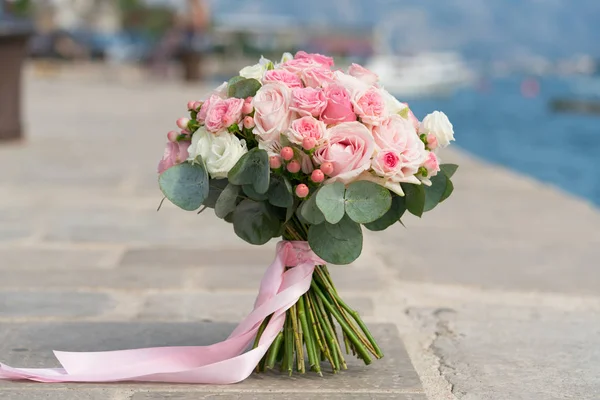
[157,51,458,376]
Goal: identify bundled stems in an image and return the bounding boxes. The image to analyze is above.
[252,216,383,375]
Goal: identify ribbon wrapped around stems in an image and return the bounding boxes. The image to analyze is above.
[0,241,324,384]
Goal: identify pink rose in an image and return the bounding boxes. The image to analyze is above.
[281,58,323,75]
[204,97,244,133]
[371,149,402,177]
[321,85,357,125]
[352,87,386,126]
[252,83,293,142]
[423,151,440,177]
[371,115,426,181]
[157,141,190,174]
[426,134,438,150]
[290,87,327,117]
[262,69,303,88]
[197,94,220,123]
[404,104,420,131]
[287,116,328,146]
[294,51,334,69]
[313,122,374,183]
[301,67,335,88]
[348,63,379,86]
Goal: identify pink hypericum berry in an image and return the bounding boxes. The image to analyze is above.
[295,184,309,198]
[269,156,282,169]
[243,116,255,129]
[311,169,325,183]
[242,102,253,115]
[320,162,334,176]
[176,117,190,130]
[287,160,301,174]
[281,147,294,161]
[302,137,317,150]
[167,130,179,142]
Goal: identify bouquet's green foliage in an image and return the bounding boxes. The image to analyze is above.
[233,200,281,245]
[315,181,345,224]
[308,215,363,265]
[344,181,392,224]
[268,175,294,208]
[228,78,262,99]
[364,195,406,231]
[215,184,241,219]
[203,179,228,208]
[228,148,270,194]
[299,192,325,225]
[243,184,269,201]
[159,159,209,211]
[423,163,459,212]
[440,179,454,202]
[402,183,426,217]
[440,163,458,178]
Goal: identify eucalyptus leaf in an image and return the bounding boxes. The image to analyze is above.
[364,195,406,231]
[402,183,426,217]
[227,75,245,88]
[316,181,345,224]
[228,148,270,194]
[308,215,363,265]
[232,200,281,245]
[159,161,209,211]
[423,173,448,212]
[203,179,228,208]
[440,163,458,179]
[268,175,294,208]
[344,181,392,224]
[228,78,262,99]
[243,184,268,201]
[299,192,325,225]
[440,178,454,203]
[215,184,241,219]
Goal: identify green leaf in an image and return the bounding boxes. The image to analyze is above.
[268,175,294,208]
[203,179,228,208]
[402,183,426,217]
[440,164,458,179]
[398,107,409,119]
[299,192,325,225]
[232,200,281,245]
[243,184,268,201]
[228,148,270,194]
[316,181,345,224]
[159,161,209,211]
[228,78,262,99]
[364,195,406,231]
[215,184,240,219]
[308,215,363,265]
[423,173,448,212]
[344,181,392,224]
[227,75,245,88]
[440,178,454,203]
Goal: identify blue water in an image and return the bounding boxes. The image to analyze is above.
[407,77,600,207]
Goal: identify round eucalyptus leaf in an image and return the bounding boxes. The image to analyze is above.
[344,181,392,224]
[423,173,448,212]
[215,184,241,219]
[316,181,345,224]
[232,200,281,245]
[440,178,454,203]
[308,215,363,265]
[228,78,262,99]
[268,175,294,208]
[364,195,406,231]
[243,184,268,201]
[401,183,426,217]
[299,192,325,225]
[440,163,458,179]
[159,161,209,211]
[203,179,228,208]
[228,148,270,194]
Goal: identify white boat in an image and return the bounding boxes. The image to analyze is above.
[366,52,475,98]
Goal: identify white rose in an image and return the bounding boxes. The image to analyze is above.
[188,127,248,179]
[239,63,267,80]
[280,52,293,64]
[380,88,407,115]
[420,111,454,148]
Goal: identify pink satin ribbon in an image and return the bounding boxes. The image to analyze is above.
[0,241,324,384]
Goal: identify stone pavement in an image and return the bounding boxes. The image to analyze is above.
[0,68,599,399]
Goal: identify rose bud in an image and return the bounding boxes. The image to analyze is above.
[176,117,190,130]
[167,130,179,142]
[243,116,255,129]
[242,102,253,115]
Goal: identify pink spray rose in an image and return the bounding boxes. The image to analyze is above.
[352,87,387,126]
[204,97,244,133]
[371,149,402,177]
[281,58,323,75]
[313,122,374,183]
[287,116,328,146]
[348,63,379,86]
[290,87,327,117]
[252,83,293,142]
[301,67,336,88]
[404,104,420,131]
[321,85,357,125]
[423,151,440,177]
[262,69,303,88]
[294,51,335,69]
[157,141,190,174]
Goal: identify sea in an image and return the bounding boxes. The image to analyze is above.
[406,76,600,207]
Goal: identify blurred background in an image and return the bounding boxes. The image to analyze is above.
[1,0,600,207]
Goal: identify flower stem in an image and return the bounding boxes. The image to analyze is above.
[305,292,336,372]
[312,290,346,370]
[298,295,321,375]
[265,332,284,370]
[283,312,294,375]
[289,304,305,373]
